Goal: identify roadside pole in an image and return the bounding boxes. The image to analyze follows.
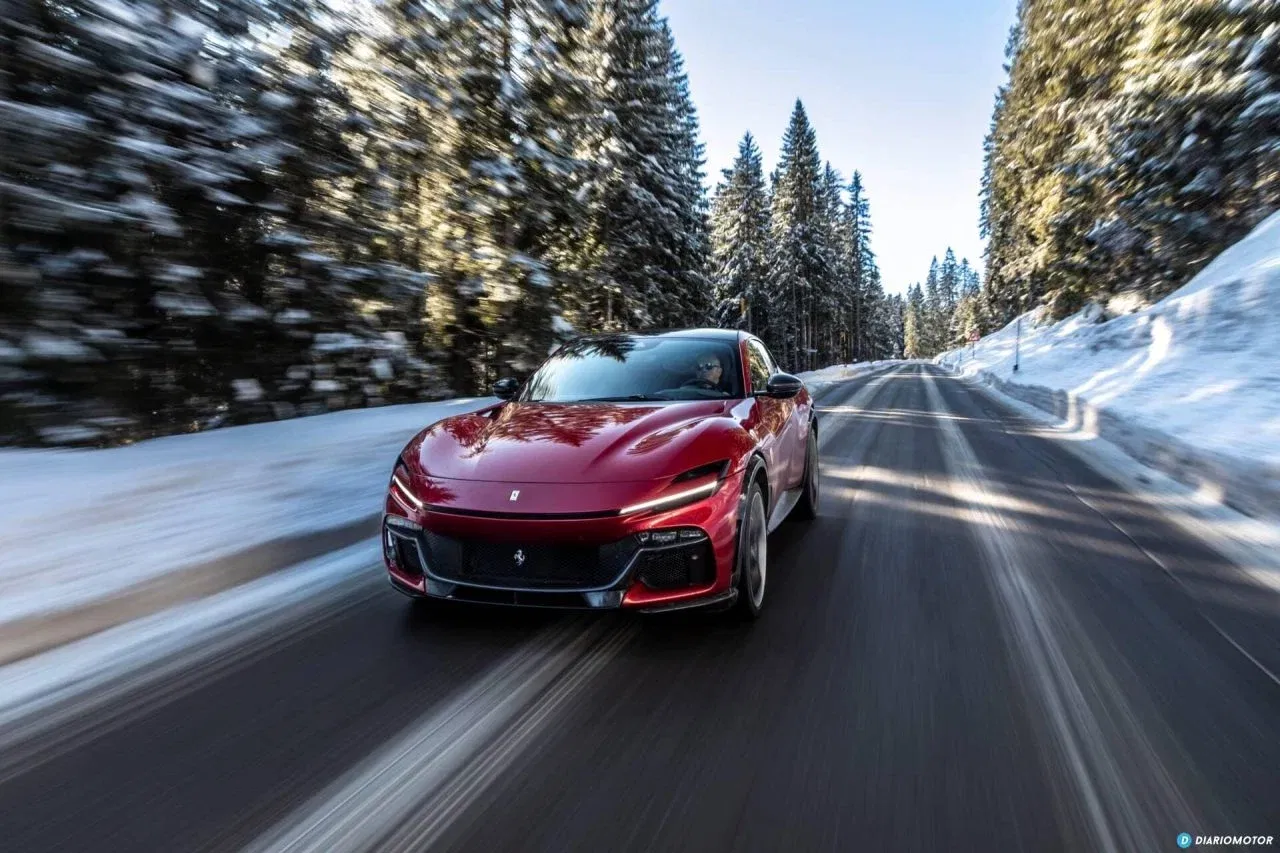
[1013,316,1021,373]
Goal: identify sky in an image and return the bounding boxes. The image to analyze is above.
[662,0,1020,295]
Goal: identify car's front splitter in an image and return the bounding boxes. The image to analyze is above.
[630,588,738,614]
[389,569,738,613]
[389,556,741,613]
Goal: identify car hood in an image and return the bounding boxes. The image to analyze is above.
[406,399,741,484]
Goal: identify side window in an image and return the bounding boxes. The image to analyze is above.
[746,340,772,393]
[756,341,779,374]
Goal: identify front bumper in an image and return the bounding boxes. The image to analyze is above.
[384,470,745,612]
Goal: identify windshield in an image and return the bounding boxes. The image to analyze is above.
[519,336,744,403]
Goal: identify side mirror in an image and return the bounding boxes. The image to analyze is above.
[492,377,521,401]
[760,373,804,399]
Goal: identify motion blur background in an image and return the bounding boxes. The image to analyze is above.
[4,0,1278,448]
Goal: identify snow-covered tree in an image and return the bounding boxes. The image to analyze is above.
[710,133,772,333]
[582,0,708,333]
[980,0,1280,318]
[7,0,917,445]
[658,19,712,326]
[408,0,600,394]
[769,99,826,371]
[844,171,878,362]
[938,248,959,312]
[903,283,925,359]
[815,162,847,367]
[1094,0,1280,299]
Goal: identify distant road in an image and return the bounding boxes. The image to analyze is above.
[1,364,1276,853]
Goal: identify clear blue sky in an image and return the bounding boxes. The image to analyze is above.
[662,0,1019,294]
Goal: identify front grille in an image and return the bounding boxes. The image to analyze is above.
[420,531,639,590]
[636,542,714,590]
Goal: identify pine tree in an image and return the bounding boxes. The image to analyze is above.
[958,258,980,298]
[844,172,876,362]
[9,0,919,445]
[584,0,708,333]
[709,133,772,334]
[939,248,960,312]
[414,0,600,394]
[769,99,825,371]
[882,292,905,360]
[500,0,597,372]
[816,162,847,367]
[658,19,712,327]
[975,0,1280,318]
[903,283,925,359]
[981,0,1126,317]
[1093,0,1280,300]
[923,257,943,354]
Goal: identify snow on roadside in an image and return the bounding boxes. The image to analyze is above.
[0,356,890,630]
[0,398,494,626]
[798,361,895,397]
[938,209,1280,520]
[0,538,379,727]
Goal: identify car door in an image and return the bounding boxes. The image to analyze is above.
[750,339,806,489]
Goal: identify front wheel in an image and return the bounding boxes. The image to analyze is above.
[792,427,819,521]
[734,480,769,620]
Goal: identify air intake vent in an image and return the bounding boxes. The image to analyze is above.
[636,541,713,590]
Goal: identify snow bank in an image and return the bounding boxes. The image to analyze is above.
[939,210,1280,521]
[0,398,493,626]
[798,361,895,398]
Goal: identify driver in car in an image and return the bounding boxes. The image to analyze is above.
[689,350,724,390]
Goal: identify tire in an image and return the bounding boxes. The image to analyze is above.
[792,426,819,521]
[734,477,769,621]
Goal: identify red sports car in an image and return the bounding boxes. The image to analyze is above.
[382,328,819,618]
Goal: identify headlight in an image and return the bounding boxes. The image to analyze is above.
[638,527,708,544]
[389,458,424,510]
[620,460,730,515]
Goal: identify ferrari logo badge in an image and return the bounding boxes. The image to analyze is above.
[514,549,526,567]
[510,489,520,502]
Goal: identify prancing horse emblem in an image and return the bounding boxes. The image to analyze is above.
[514,549,526,567]
[510,489,520,502]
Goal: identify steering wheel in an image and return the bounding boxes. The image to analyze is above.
[681,377,718,390]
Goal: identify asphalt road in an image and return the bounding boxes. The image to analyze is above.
[1,364,1277,852]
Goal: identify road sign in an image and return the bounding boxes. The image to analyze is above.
[968,332,980,343]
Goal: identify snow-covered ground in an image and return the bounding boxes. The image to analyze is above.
[939,210,1280,522]
[798,361,895,397]
[0,398,494,626]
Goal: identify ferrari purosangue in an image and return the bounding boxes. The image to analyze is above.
[382,329,818,618]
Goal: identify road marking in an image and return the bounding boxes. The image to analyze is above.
[244,617,635,853]
[919,366,1200,853]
